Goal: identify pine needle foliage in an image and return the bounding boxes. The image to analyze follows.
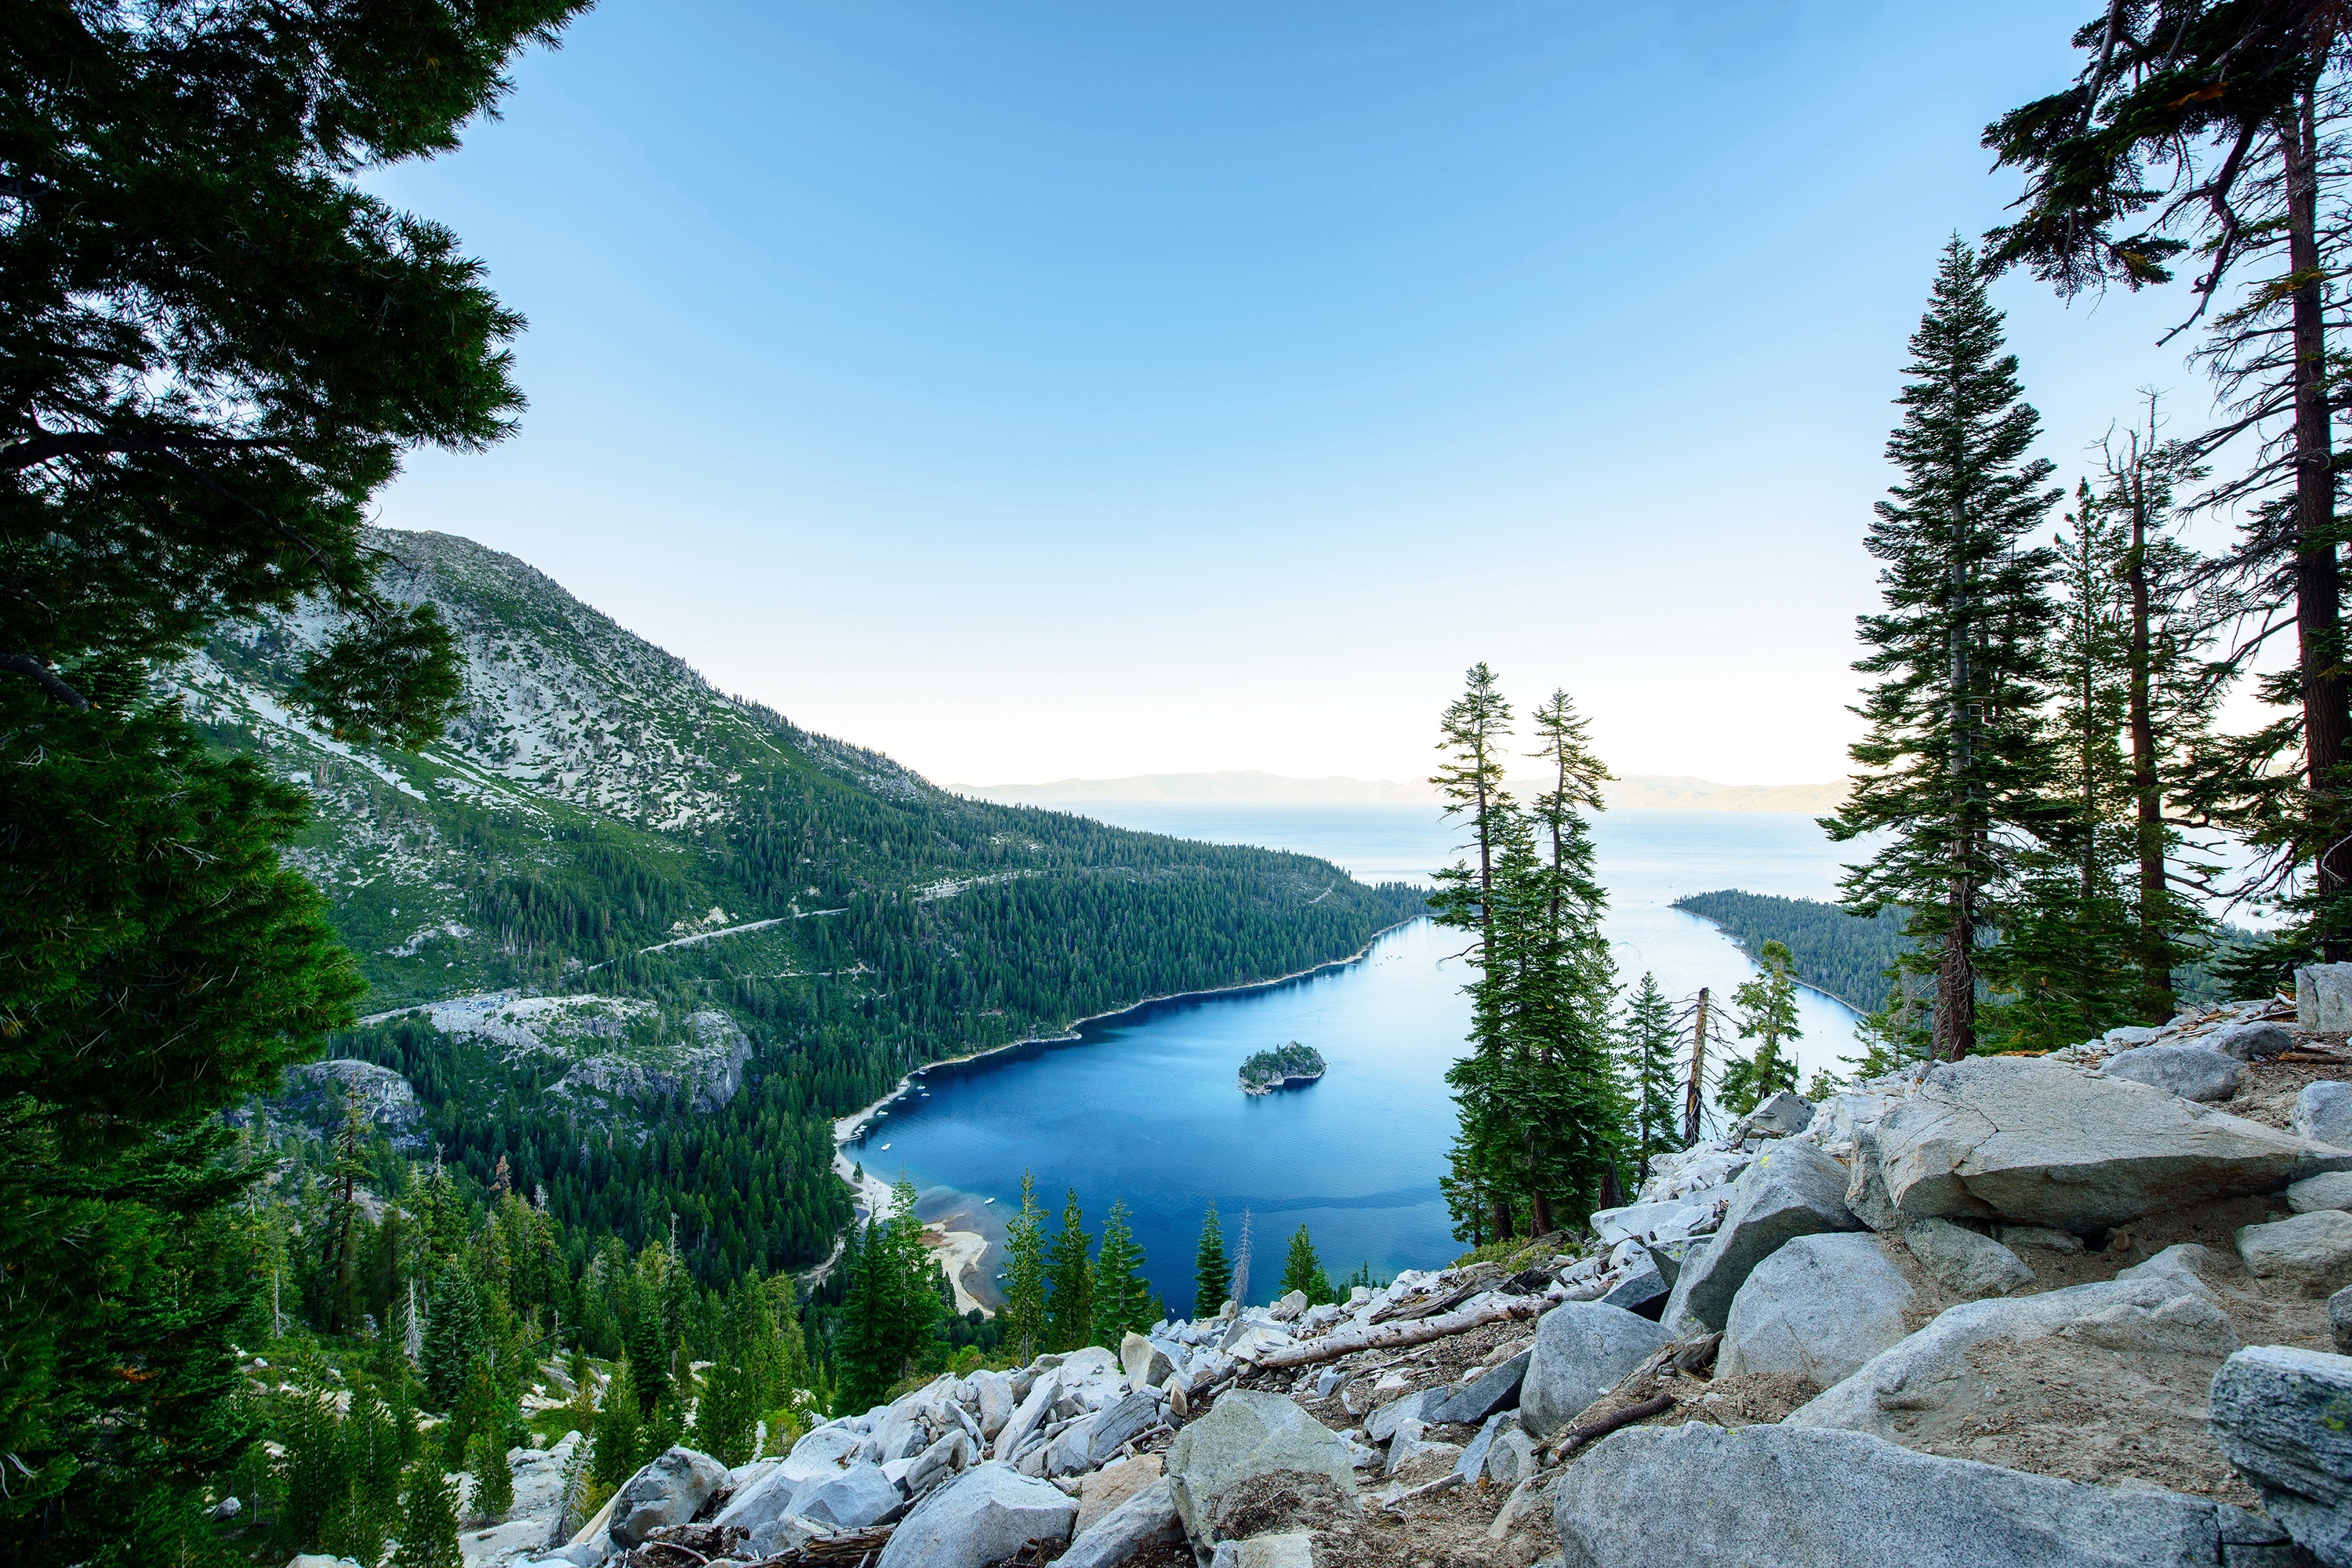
[1192,1206,1232,1319]
[1825,238,2063,1060]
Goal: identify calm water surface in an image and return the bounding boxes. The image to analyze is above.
[851,804,1867,1310]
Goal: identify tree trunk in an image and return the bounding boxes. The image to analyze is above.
[2124,452,2172,1021]
[1682,988,1708,1146]
[2285,83,2351,957]
[1937,866,1976,1061]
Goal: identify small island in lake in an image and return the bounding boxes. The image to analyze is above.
[1240,1040,1326,1094]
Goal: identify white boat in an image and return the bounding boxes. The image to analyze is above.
[982,1196,994,1203]
[879,1143,891,1151]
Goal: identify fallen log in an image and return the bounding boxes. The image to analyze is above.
[1245,1293,1546,1371]
[1546,1392,1675,1460]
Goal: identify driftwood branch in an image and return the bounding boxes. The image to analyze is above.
[1546,1392,1675,1460]
[1244,1294,1545,1372]
[2,653,89,710]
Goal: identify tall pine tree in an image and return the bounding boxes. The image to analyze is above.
[1825,238,2062,1060]
[1045,1191,1095,1353]
[1620,974,1682,1181]
[1090,1202,1155,1346]
[999,1174,1049,1363]
[1720,942,1802,1116]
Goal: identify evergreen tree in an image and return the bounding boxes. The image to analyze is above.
[835,1180,941,1410]
[1508,690,1625,1230]
[1192,1205,1232,1318]
[1429,662,1520,1240]
[1090,1202,1155,1346]
[1721,942,1803,1117]
[1278,1227,1333,1305]
[1620,973,1683,1180]
[465,1431,513,1524]
[589,1363,644,1488]
[4,9,586,1548]
[420,1264,485,1412]
[999,1174,1050,1363]
[1987,5,2352,952]
[332,1381,406,1568]
[1991,481,2143,1048]
[274,1385,350,1557]
[395,1454,464,1568]
[1045,1191,1095,1352]
[1824,238,2062,1059]
[698,1279,782,1466]
[322,1088,372,1337]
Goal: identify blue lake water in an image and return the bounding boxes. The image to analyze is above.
[849,804,1870,1312]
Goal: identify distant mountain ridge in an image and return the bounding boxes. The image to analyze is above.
[172,528,1426,1280]
[960,770,1849,815]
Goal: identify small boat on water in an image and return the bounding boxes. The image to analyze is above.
[982,1196,994,1204]
[878,1143,891,1151]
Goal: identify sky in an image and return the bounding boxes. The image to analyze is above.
[369,0,2244,788]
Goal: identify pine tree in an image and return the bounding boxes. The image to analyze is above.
[999,1173,1050,1362]
[1987,5,2352,952]
[420,1264,485,1411]
[1192,1206,1232,1318]
[1825,238,2063,1060]
[835,1179,941,1410]
[1509,690,1625,1231]
[1090,1201,1155,1346]
[1721,942,1803,1117]
[1620,974,1682,1181]
[1430,662,1521,1240]
[395,1453,464,1568]
[323,1087,372,1337]
[1045,1190,1094,1353]
[699,1279,780,1466]
[466,1431,513,1524]
[275,1385,350,1556]
[5,11,586,1546]
[589,1363,644,1487]
[1991,481,2143,1048]
[1278,1226,1333,1305]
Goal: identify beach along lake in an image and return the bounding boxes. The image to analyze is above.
[848,804,1871,1312]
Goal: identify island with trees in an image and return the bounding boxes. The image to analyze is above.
[1239,1041,1327,1094]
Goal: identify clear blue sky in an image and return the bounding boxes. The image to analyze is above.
[372,1,2227,787]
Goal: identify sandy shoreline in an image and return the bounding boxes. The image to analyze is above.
[817,914,1425,1312]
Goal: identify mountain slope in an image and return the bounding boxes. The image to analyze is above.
[180,529,1428,1280]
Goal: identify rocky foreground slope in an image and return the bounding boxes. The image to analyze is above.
[441,982,2352,1568]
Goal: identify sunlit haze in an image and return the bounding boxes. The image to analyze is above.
[369,2,2244,787]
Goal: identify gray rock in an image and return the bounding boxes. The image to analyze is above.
[608,1446,729,1548]
[1429,1351,1530,1425]
[2331,1287,2352,1355]
[1455,1413,1506,1482]
[2301,964,2352,1031]
[2117,1243,2223,1301]
[1363,1386,1446,1444]
[993,1367,1061,1461]
[1903,1217,2033,1299]
[1736,1090,1815,1139]
[2209,1345,2352,1568]
[2238,1208,2352,1297]
[1068,1390,1159,1472]
[2203,1021,2295,1061]
[1382,1418,1461,1483]
[1661,1138,1864,1331]
[1483,1417,1537,1488]
[1875,1055,2352,1231]
[1789,1272,2238,1438]
[1842,1127,1904,1232]
[1055,1476,1181,1568]
[876,1462,1077,1568]
[2103,1024,2166,1050]
[1119,1331,1174,1391]
[2100,1043,2245,1103]
[2292,1171,2352,1214]
[1518,1301,1675,1438]
[796,1462,903,1530]
[902,1428,969,1496]
[971,1370,1016,1439]
[1163,1389,1357,1549]
[1596,1255,1667,1318]
[1209,1535,1316,1568]
[1645,1234,1711,1289]
[2299,1082,2352,1149]
[1718,1232,1915,1387]
[1998,1224,2085,1254]
[1552,1421,2298,1567]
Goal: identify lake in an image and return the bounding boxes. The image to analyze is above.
[846,803,1870,1312]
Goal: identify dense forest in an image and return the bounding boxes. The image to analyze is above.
[1672,891,1912,1012]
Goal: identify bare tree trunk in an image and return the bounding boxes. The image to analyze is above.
[1682,988,1708,1145]
[2124,442,2173,1021]
[2285,82,2352,956]
[1937,866,1976,1061]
